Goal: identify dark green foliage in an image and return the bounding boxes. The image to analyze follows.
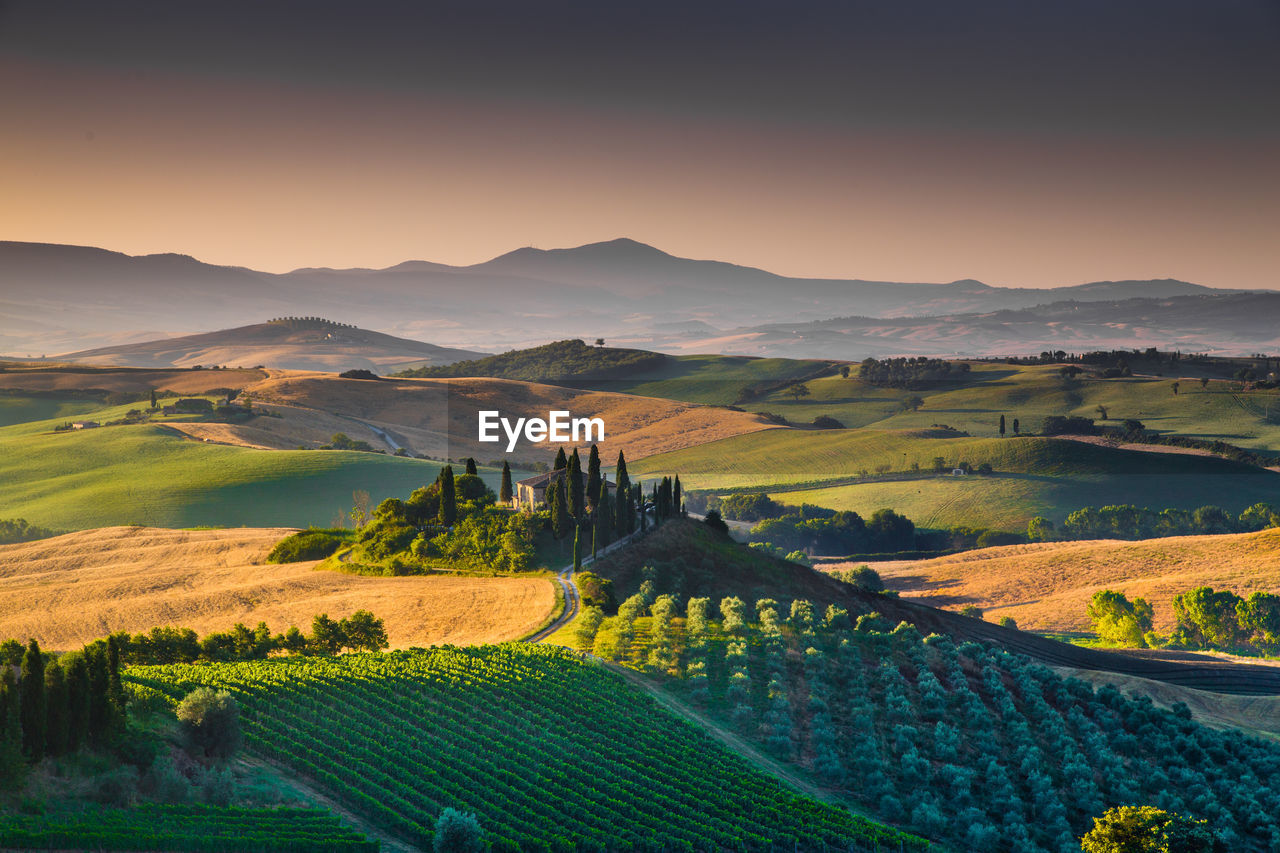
[434,807,484,852]
[0,803,376,851]
[439,465,457,527]
[567,450,584,521]
[718,492,783,522]
[43,661,68,757]
[576,572,616,611]
[858,356,970,389]
[499,461,512,504]
[310,615,347,656]
[586,444,601,505]
[394,338,668,382]
[553,447,567,470]
[452,473,492,504]
[550,477,570,539]
[340,611,389,653]
[266,528,348,563]
[0,670,24,791]
[1172,587,1245,650]
[1059,503,1278,541]
[1089,590,1155,647]
[1040,415,1098,435]
[703,509,729,535]
[572,522,582,571]
[20,640,45,762]
[811,414,845,429]
[338,369,380,380]
[129,645,924,852]
[464,457,478,476]
[176,688,241,762]
[63,653,90,751]
[86,643,124,747]
[672,600,1280,852]
[321,432,377,452]
[0,519,57,546]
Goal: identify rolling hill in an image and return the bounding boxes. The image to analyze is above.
[1,238,1263,358]
[631,430,1280,531]
[0,527,554,650]
[851,526,1280,635]
[61,319,488,372]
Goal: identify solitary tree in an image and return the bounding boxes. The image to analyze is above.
[553,447,567,470]
[572,521,582,571]
[1200,376,1209,389]
[1095,404,1109,420]
[1012,417,1020,435]
[19,640,45,761]
[433,807,485,853]
[903,395,925,412]
[594,338,605,348]
[788,382,811,403]
[999,414,1006,437]
[310,614,347,655]
[1172,381,1180,395]
[464,457,478,476]
[149,389,158,408]
[499,461,513,505]
[177,688,242,763]
[439,466,457,526]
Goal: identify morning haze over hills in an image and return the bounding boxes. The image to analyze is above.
[3,237,1274,363]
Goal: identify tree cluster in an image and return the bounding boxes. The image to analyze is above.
[1035,502,1278,542]
[856,357,970,389]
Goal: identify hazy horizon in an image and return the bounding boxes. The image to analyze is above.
[1,0,1276,288]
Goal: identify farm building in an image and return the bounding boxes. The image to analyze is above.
[514,469,614,510]
[70,420,99,430]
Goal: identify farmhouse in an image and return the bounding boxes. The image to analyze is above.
[70,420,99,430]
[514,468,614,510]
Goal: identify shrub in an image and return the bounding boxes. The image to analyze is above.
[266,530,345,563]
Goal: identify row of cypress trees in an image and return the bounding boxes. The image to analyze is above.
[0,637,126,788]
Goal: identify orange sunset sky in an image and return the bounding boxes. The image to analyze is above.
[1,1,1277,288]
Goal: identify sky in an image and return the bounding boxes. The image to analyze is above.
[1,0,1277,288]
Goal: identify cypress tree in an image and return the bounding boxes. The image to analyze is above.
[106,635,126,711]
[464,457,478,476]
[586,444,602,505]
[674,475,682,516]
[87,643,112,746]
[64,653,90,751]
[20,639,46,761]
[616,476,630,536]
[567,450,584,521]
[600,485,614,547]
[499,461,513,505]
[439,465,457,526]
[591,506,601,560]
[553,447,567,470]
[572,521,582,571]
[551,477,571,539]
[615,451,630,495]
[0,670,24,790]
[639,484,648,532]
[43,660,68,757]
[999,414,1006,437]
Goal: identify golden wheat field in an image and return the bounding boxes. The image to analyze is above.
[829,527,1280,634]
[0,526,554,649]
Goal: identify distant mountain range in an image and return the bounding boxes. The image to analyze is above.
[0,238,1271,358]
[61,320,487,372]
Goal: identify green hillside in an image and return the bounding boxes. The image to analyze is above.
[720,363,1280,451]
[632,430,1280,531]
[601,353,836,405]
[128,645,924,852]
[0,394,104,427]
[394,338,668,382]
[0,404,477,530]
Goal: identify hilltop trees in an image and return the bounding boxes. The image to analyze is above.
[1081,806,1214,853]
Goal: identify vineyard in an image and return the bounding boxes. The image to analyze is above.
[0,804,374,851]
[586,596,1280,852]
[127,644,926,852]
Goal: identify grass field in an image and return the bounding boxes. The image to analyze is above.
[844,526,1280,634]
[595,354,836,406]
[0,526,554,650]
[632,430,1280,531]
[0,395,104,427]
[663,362,1280,450]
